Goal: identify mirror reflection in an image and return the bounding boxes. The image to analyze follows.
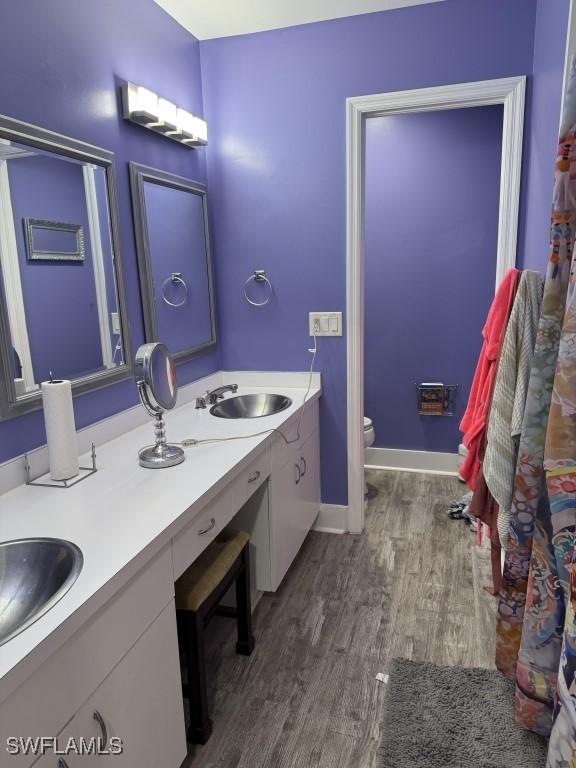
[0,140,124,397]
[130,163,216,365]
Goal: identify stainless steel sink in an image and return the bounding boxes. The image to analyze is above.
[0,538,83,647]
[210,393,292,419]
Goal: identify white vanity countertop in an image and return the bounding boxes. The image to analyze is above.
[0,381,321,703]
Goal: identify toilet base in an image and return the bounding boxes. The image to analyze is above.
[364,479,378,500]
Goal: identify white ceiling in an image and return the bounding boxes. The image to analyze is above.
[153,0,445,40]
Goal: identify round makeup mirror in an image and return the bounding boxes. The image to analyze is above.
[134,343,184,469]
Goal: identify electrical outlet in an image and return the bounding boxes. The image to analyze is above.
[309,312,342,336]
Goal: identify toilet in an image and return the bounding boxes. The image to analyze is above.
[363,417,375,498]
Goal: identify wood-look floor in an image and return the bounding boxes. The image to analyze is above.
[186,469,497,768]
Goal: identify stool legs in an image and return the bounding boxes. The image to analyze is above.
[176,542,255,747]
[236,544,255,656]
[177,610,213,745]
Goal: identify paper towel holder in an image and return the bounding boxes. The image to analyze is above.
[134,342,185,469]
[24,443,98,489]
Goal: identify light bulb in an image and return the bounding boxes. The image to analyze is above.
[158,99,178,131]
[136,86,159,119]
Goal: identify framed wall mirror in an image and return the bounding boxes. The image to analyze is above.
[24,218,85,262]
[129,163,216,364]
[0,114,132,419]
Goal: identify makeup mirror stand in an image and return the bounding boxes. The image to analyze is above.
[135,342,185,469]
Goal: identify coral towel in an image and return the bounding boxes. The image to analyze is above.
[459,268,520,489]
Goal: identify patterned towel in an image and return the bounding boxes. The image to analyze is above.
[483,270,543,546]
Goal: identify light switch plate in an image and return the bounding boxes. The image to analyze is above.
[111,312,120,335]
[309,312,342,336]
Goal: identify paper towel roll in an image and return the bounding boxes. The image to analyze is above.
[41,379,79,481]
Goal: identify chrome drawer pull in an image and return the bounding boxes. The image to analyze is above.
[295,463,301,485]
[300,457,307,477]
[248,470,261,484]
[198,517,216,535]
[94,709,108,749]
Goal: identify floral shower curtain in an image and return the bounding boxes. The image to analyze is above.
[494,59,576,765]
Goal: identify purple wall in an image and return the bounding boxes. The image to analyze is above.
[364,106,502,454]
[8,154,105,383]
[0,0,218,463]
[200,0,537,505]
[518,0,570,272]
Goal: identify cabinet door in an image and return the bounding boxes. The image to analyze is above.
[298,428,321,534]
[67,601,185,767]
[270,429,321,590]
[27,720,91,768]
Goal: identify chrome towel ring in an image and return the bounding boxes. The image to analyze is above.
[161,272,188,308]
[244,269,273,307]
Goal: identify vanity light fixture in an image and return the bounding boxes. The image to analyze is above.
[121,82,207,147]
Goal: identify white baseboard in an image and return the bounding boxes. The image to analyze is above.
[365,447,459,475]
[313,504,348,534]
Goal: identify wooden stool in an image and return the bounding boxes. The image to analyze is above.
[175,528,255,745]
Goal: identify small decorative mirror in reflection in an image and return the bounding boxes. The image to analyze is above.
[24,218,85,262]
[0,114,132,419]
[129,163,216,364]
[134,342,184,469]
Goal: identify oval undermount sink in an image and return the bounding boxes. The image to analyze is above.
[210,393,293,419]
[0,538,83,647]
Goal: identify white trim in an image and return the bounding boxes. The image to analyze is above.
[0,160,35,390]
[346,77,526,535]
[365,447,459,475]
[83,165,114,369]
[312,504,348,534]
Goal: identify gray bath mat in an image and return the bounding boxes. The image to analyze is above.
[377,658,548,768]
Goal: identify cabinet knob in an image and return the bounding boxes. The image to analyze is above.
[94,709,108,750]
[198,517,216,535]
[248,470,261,484]
[295,463,301,485]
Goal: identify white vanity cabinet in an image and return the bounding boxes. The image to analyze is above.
[269,417,321,590]
[33,603,185,768]
[1,389,322,768]
[173,399,321,594]
[1,547,186,768]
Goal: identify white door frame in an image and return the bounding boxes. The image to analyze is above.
[345,76,526,534]
[83,165,114,370]
[0,159,35,390]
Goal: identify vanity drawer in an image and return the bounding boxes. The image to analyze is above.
[271,398,319,473]
[0,545,174,768]
[233,448,271,512]
[172,485,234,580]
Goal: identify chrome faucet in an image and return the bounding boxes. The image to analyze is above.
[195,384,238,409]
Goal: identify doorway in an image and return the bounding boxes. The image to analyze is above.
[345,77,526,534]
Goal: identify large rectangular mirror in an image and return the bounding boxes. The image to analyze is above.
[0,115,131,419]
[129,163,216,364]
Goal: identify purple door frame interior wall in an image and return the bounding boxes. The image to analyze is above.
[364,105,503,455]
